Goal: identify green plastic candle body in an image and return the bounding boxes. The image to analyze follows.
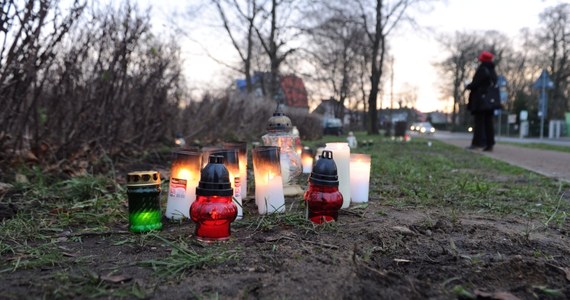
[128,185,163,232]
[127,171,163,233]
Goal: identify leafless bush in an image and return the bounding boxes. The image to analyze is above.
[0,0,321,180]
[179,92,322,145]
[0,1,184,175]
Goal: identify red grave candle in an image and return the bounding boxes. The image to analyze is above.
[304,150,343,224]
[190,155,237,242]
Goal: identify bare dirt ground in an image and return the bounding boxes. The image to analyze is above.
[2,140,570,299]
[3,192,570,299]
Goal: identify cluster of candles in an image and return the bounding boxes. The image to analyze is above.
[126,141,371,242]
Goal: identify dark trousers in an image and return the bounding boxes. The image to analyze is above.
[471,112,495,148]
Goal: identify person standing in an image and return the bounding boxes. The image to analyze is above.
[466,51,498,151]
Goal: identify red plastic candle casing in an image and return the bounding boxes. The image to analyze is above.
[304,184,343,224]
[190,194,237,241]
[304,150,343,224]
[190,155,237,242]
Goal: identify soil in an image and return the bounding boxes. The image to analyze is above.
[2,189,570,300]
[2,145,570,300]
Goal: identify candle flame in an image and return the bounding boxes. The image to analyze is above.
[175,168,195,181]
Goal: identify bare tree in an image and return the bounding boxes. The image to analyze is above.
[356,0,430,134]
[305,6,368,124]
[254,0,299,101]
[536,3,570,119]
[435,31,482,126]
[212,0,261,93]
[436,30,511,126]
[0,1,185,170]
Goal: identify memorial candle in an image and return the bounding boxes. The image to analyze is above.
[165,151,201,219]
[301,147,313,174]
[252,146,285,214]
[349,154,371,203]
[324,142,351,208]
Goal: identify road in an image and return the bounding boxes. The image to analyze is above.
[429,131,570,183]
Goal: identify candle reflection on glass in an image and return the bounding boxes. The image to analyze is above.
[166,151,202,219]
[252,146,285,214]
[350,153,371,203]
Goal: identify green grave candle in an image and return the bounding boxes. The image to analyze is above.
[127,171,163,232]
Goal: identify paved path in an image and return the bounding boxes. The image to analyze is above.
[431,131,570,183]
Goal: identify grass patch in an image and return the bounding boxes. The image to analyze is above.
[500,142,570,154]
[141,234,238,278]
[1,132,569,298]
[305,132,570,225]
[0,241,63,272]
[236,209,318,234]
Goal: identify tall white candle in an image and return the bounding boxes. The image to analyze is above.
[325,143,351,208]
[252,146,284,214]
[350,154,371,203]
[258,173,285,214]
[166,168,198,219]
[302,156,313,173]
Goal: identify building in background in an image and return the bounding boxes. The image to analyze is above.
[235,72,309,114]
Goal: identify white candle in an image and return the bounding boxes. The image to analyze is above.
[350,154,371,203]
[325,143,351,208]
[252,146,284,214]
[166,168,198,219]
[255,171,285,214]
[302,156,313,173]
[257,173,285,214]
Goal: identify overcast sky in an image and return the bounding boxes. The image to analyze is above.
[148,0,565,112]
[390,0,563,112]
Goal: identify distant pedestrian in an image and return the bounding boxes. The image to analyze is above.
[465,50,498,152]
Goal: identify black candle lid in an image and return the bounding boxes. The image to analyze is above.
[309,150,339,186]
[196,155,233,196]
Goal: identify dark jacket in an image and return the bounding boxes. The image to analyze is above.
[466,62,497,113]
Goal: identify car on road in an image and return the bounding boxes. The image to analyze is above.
[323,118,343,136]
[410,122,436,135]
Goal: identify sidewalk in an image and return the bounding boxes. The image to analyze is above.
[431,131,570,183]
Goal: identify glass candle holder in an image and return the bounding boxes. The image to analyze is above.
[190,155,237,242]
[304,151,343,224]
[261,105,302,195]
[261,133,301,186]
[252,146,285,214]
[350,154,371,203]
[165,150,202,220]
[223,142,248,199]
[212,149,242,219]
[127,171,163,232]
[324,142,351,208]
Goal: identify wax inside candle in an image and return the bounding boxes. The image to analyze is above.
[349,154,371,203]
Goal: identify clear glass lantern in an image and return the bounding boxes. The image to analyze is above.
[261,105,302,196]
